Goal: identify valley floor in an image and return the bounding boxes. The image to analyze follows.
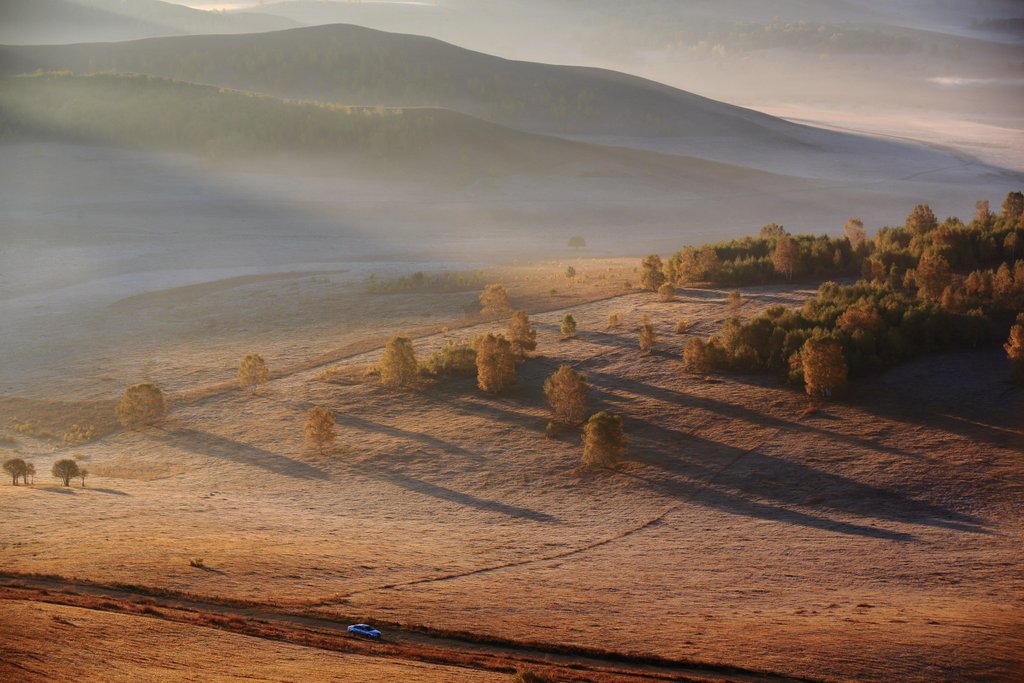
[1,269,1022,682]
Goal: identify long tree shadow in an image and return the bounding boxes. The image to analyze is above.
[581,368,922,462]
[624,416,989,538]
[150,428,327,480]
[336,413,486,462]
[352,461,559,524]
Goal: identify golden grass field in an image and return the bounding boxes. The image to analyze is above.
[2,259,1022,681]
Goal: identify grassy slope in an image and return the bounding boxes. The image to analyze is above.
[0,23,813,140]
[1,280,1020,682]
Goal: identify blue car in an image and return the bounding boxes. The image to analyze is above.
[347,623,382,639]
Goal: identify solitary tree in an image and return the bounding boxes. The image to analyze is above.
[759,222,787,239]
[657,282,675,302]
[772,234,800,281]
[379,336,418,388]
[305,406,336,454]
[25,462,35,485]
[1005,315,1024,384]
[116,382,167,428]
[801,338,848,399]
[507,311,537,358]
[52,459,81,487]
[567,235,586,250]
[544,365,589,426]
[639,254,666,291]
[906,203,938,236]
[479,284,511,319]
[238,353,269,394]
[78,467,89,488]
[561,314,577,339]
[3,457,27,486]
[475,333,516,393]
[582,412,626,470]
[639,319,657,353]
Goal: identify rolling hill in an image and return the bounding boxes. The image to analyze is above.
[0,0,299,45]
[2,23,1016,184]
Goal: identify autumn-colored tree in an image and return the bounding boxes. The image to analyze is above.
[674,319,691,334]
[1004,315,1024,384]
[682,337,718,372]
[639,319,657,353]
[544,365,589,426]
[639,254,666,291]
[581,412,626,470]
[479,283,511,319]
[913,251,952,302]
[561,314,577,339]
[801,338,848,399]
[975,199,993,225]
[728,290,742,310]
[607,311,623,329]
[3,457,27,486]
[657,282,675,302]
[238,352,269,394]
[51,458,81,487]
[305,406,335,454]
[836,304,883,334]
[475,333,516,393]
[24,462,35,485]
[1001,191,1024,222]
[843,217,867,251]
[507,311,537,358]
[906,203,938,236]
[379,336,418,388]
[772,234,800,281]
[116,382,167,428]
[759,222,787,238]
[78,468,88,487]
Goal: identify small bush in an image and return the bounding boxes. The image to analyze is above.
[607,311,623,329]
[674,319,691,334]
[423,341,476,377]
[560,314,577,339]
[511,670,557,683]
[544,365,589,427]
[639,320,657,353]
[62,423,96,445]
[658,282,675,301]
[379,336,418,388]
[238,352,269,394]
[475,333,516,393]
[305,406,336,454]
[582,412,626,470]
[189,558,205,568]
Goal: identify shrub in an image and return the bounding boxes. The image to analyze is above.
[801,337,848,399]
[639,320,657,353]
[52,458,81,487]
[511,670,556,683]
[607,311,623,329]
[544,365,588,426]
[62,423,96,445]
[565,266,576,280]
[507,311,537,357]
[116,382,167,428]
[657,282,675,301]
[582,412,625,470]
[674,319,691,334]
[379,336,418,388]
[728,290,742,309]
[3,457,27,486]
[475,333,516,393]
[560,314,577,339]
[479,283,511,319]
[305,406,336,454]
[682,337,724,373]
[238,352,269,394]
[423,341,476,377]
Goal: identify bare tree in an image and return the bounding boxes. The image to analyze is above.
[379,336,418,388]
[507,311,537,358]
[475,333,516,393]
[238,352,269,394]
[544,365,589,427]
[582,412,626,470]
[3,457,27,486]
[479,284,511,319]
[305,406,336,455]
[52,459,81,487]
[116,382,167,428]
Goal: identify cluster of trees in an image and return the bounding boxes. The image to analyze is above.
[4,457,86,487]
[642,194,1023,290]
[668,194,1024,394]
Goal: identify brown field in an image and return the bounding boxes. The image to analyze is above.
[2,259,1022,682]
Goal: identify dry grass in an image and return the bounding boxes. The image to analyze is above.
[1,275,1021,682]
